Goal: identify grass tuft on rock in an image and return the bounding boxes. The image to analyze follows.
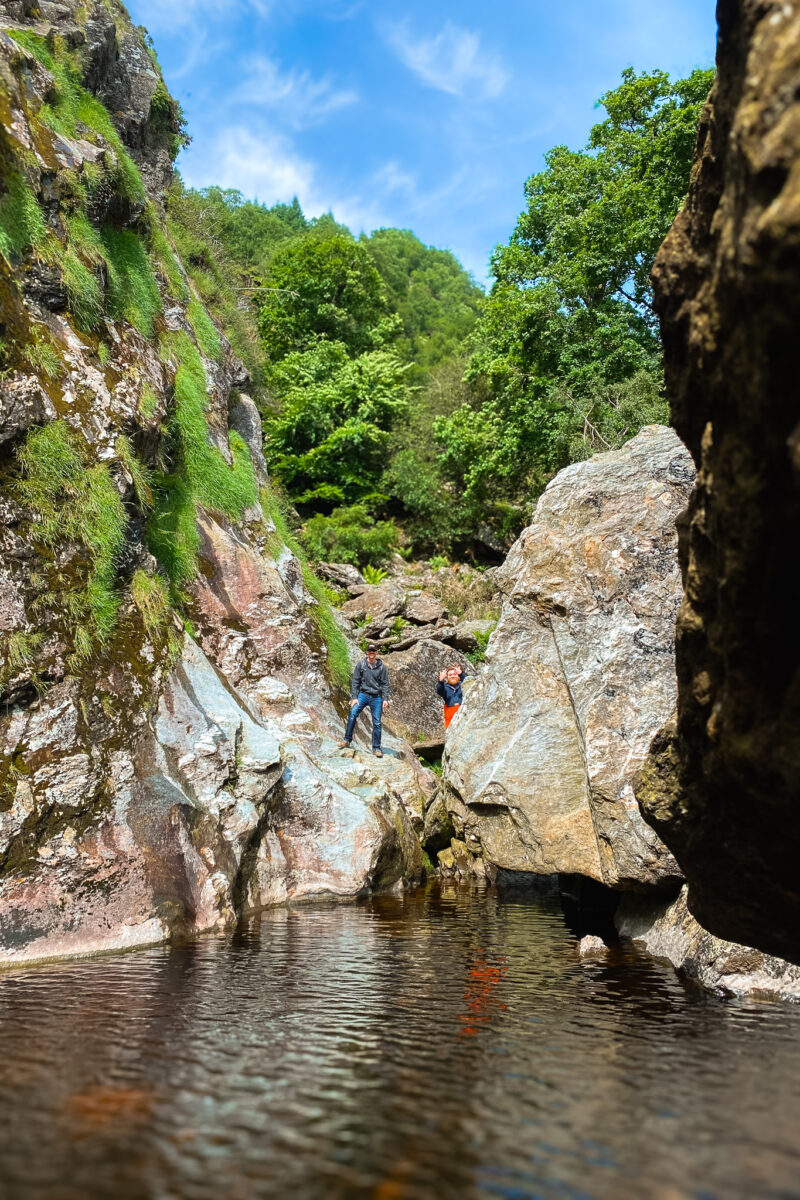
[147,333,257,586]
[188,296,222,361]
[131,568,182,658]
[103,228,162,340]
[0,171,47,261]
[15,421,128,662]
[116,434,153,507]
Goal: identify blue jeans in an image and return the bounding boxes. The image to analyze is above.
[344,692,383,750]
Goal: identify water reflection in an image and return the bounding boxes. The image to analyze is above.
[0,882,799,1199]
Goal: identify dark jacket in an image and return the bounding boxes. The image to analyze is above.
[351,657,390,700]
[436,676,464,706]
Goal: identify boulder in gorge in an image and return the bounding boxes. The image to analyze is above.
[442,426,695,889]
[637,0,800,963]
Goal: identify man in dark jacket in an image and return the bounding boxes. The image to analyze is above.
[338,643,391,757]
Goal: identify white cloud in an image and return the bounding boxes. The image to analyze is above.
[235,55,358,126]
[185,126,318,208]
[386,20,509,100]
[371,161,417,196]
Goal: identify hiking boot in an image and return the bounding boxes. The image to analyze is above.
[374,749,383,758]
[337,739,351,749]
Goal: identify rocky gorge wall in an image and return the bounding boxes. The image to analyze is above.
[636,0,800,965]
[0,0,428,965]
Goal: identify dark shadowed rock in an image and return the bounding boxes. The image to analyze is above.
[637,0,800,963]
[443,426,694,888]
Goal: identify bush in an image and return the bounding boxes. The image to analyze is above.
[301,504,398,566]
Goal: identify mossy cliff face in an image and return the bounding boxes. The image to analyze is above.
[0,1,426,965]
[637,0,800,963]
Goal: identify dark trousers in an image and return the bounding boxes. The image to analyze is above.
[344,692,383,750]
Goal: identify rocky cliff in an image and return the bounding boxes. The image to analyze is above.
[0,1,427,965]
[441,426,694,889]
[637,0,800,964]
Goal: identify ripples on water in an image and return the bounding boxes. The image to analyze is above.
[1,882,799,1199]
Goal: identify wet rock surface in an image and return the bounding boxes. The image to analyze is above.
[638,0,800,963]
[442,426,694,888]
[616,887,800,1001]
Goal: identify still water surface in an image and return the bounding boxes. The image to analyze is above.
[1,882,800,1200]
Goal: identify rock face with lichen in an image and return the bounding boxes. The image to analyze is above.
[636,0,800,964]
[442,426,694,890]
[0,1,428,965]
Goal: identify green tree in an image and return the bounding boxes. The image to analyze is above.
[267,340,411,507]
[258,234,391,360]
[435,66,714,517]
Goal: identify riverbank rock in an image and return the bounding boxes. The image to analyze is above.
[442,426,694,889]
[637,0,800,963]
[616,888,800,1001]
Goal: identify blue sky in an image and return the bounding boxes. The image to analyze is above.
[125,0,717,283]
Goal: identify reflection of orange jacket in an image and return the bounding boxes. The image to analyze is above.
[444,704,460,728]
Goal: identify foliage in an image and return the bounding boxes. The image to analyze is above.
[0,171,46,261]
[148,214,189,302]
[0,631,44,690]
[258,233,390,360]
[103,228,162,340]
[464,625,495,665]
[148,332,257,586]
[362,564,388,585]
[362,228,484,378]
[166,179,268,392]
[267,340,411,508]
[433,66,713,524]
[15,421,128,661]
[301,504,398,566]
[116,434,153,508]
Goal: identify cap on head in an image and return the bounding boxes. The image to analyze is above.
[367,643,378,653]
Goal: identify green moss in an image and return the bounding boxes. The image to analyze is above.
[188,296,222,361]
[98,342,111,367]
[0,171,47,261]
[147,333,257,586]
[103,227,162,339]
[15,421,128,662]
[8,30,145,205]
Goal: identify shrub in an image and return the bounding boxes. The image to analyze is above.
[301,504,398,566]
[362,564,388,585]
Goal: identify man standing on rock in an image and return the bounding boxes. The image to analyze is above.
[338,643,391,757]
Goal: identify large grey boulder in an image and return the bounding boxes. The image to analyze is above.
[384,639,473,747]
[443,426,695,888]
